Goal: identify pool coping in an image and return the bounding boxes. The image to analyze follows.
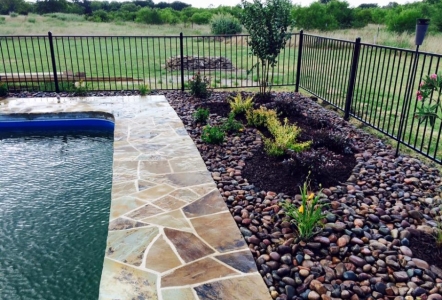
[0,96,271,300]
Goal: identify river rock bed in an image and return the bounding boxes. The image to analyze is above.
[6,90,442,300]
[163,90,442,300]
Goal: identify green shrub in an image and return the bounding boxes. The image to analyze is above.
[0,83,8,98]
[193,108,210,123]
[246,106,278,127]
[189,72,210,99]
[201,125,225,144]
[210,13,242,35]
[73,80,88,96]
[263,117,311,156]
[136,7,163,24]
[0,17,6,24]
[386,8,421,33]
[91,10,110,22]
[27,17,36,23]
[221,113,243,133]
[10,12,18,18]
[283,176,327,241]
[229,93,254,115]
[190,12,212,25]
[139,84,150,96]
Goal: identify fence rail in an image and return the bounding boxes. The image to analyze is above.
[0,32,299,92]
[0,31,441,164]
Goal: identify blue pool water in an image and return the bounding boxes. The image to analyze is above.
[0,118,114,299]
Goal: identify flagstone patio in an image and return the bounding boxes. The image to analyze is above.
[0,96,271,300]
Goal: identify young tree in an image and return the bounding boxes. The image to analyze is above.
[241,0,293,94]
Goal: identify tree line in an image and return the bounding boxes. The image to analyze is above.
[1,0,442,34]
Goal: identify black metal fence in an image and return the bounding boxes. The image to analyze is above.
[0,31,441,164]
[296,31,442,164]
[0,32,299,92]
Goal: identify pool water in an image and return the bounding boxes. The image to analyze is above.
[0,129,114,299]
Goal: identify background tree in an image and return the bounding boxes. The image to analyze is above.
[241,0,293,94]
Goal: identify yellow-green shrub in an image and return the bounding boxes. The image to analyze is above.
[229,93,254,115]
[263,117,311,156]
[246,106,278,127]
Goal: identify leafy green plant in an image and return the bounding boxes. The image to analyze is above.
[0,82,8,98]
[229,93,254,115]
[27,17,36,23]
[189,72,210,99]
[0,17,6,24]
[241,0,293,94]
[10,12,18,18]
[416,73,442,127]
[73,80,88,96]
[246,106,278,127]
[139,84,150,96]
[193,108,210,124]
[201,125,225,144]
[222,113,243,133]
[283,176,327,241]
[264,117,311,156]
[210,13,242,35]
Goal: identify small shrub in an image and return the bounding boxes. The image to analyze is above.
[0,83,8,97]
[229,93,254,115]
[210,13,242,35]
[73,80,88,96]
[189,72,210,99]
[264,117,311,156]
[246,106,278,127]
[416,73,442,127]
[201,125,225,144]
[193,108,210,124]
[10,12,18,18]
[221,112,243,133]
[139,84,150,96]
[0,17,6,24]
[27,17,36,23]
[283,176,327,241]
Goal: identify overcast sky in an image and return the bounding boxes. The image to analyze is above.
[173,0,421,8]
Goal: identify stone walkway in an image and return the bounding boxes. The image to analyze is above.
[0,96,271,300]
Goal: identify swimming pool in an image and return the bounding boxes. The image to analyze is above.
[0,117,114,299]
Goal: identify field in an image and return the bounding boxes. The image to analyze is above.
[0,13,441,162]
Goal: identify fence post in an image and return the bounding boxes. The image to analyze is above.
[179,32,185,92]
[344,37,361,121]
[295,30,303,93]
[47,32,60,93]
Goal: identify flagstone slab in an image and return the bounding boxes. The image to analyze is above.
[164,228,214,263]
[100,258,158,300]
[106,226,159,266]
[145,235,182,273]
[191,212,248,252]
[161,257,239,288]
[108,218,148,231]
[142,209,192,231]
[194,274,270,300]
[109,196,147,219]
[139,160,172,175]
[125,203,165,220]
[215,250,257,273]
[153,195,188,211]
[133,183,175,201]
[162,288,197,300]
[182,189,229,218]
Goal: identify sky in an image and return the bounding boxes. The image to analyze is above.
[171,0,421,8]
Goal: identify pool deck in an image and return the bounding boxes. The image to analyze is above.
[0,96,271,300]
